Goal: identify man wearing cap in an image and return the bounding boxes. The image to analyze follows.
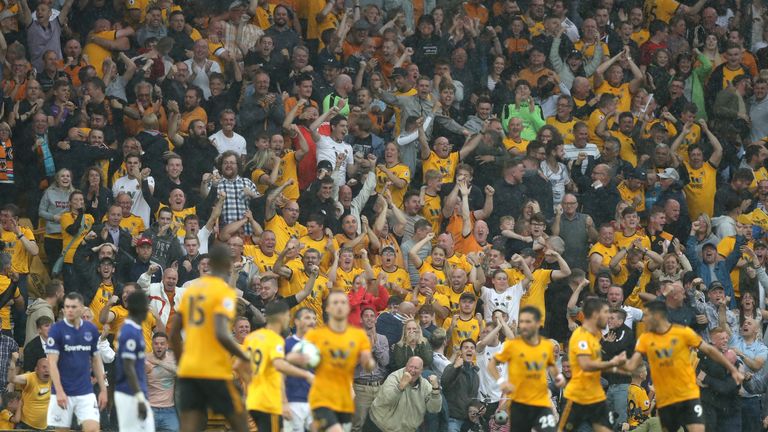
[702,280,738,337]
[127,237,159,285]
[685,223,746,309]
[82,256,121,333]
[617,169,647,213]
[373,245,411,297]
[443,293,483,356]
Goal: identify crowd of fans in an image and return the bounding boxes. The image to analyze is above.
[0,0,766,430]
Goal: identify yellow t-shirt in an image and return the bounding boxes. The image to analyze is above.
[334,267,364,293]
[1,226,34,273]
[683,161,717,218]
[627,383,651,427]
[292,271,330,325]
[596,81,632,113]
[631,29,650,46]
[101,213,145,238]
[751,167,768,190]
[304,326,371,413]
[0,409,12,429]
[60,212,94,264]
[177,275,238,380]
[423,151,460,184]
[244,328,286,414]
[417,257,447,286]
[251,247,278,274]
[644,0,680,23]
[617,181,646,212]
[519,269,552,322]
[19,372,49,430]
[547,117,578,144]
[674,124,701,163]
[635,325,702,408]
[615,230,651,251]
[587,109,608,149]
[443,284,476,314]
[442,316,483,355]
[373,266,412,293]
[0,276,19,331]
[90,282,115,332]
[494,338,556,407]
[503,137,530,154]
[612,130,637,167]
[573,40,610,61]
[422,193,442,235]
[722,65,746,88]
[300,234,338,272]
[376,164,411,208]
[265,215,307,252]
[564,326,606,404]
[83,30,117,78]
[107,304,128,337]
[278,257,305,297]
[277,151,300,201]
[588,242,618,284]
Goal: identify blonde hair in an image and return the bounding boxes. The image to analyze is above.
[396,318,427,346]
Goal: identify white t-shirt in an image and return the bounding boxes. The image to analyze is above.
[112,176,155,227]
[184,59,222,100]
[480,283,525,322]
[210,130,247,156]
[316,135,354,186]
[564,143,601,162]
[477,343,506,403]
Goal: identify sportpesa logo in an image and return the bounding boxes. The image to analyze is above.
[64,345,92,352]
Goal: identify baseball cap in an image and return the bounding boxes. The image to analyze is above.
[381,245,396,254]
[391,67,407,78]
[701,240,718,249]
[319,55,342,69]
[353,20,370,31]
[317,160,334,172]
[657,168,680,182]
[626,168,647,181]
[136,237,153,247]
[708,281,725,292]
[459,292,476,302]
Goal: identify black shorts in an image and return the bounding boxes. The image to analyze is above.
[176,378,244,416]
[250,410,282,432]
[658,398,704,431]
[509,402,557,432]
[558,399,613,431]
[313,407,352,431]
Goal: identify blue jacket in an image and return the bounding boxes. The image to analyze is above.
[685,234,744,308]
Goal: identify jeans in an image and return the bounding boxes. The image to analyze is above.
[153,406,179,432]
[606,383,629,426]
[447,417,464,432]
[742,397,762,432]
[422,392,449,432]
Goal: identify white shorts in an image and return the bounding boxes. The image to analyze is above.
[115,391,156,432]
[47,393,100,427]
[284,402,312,431]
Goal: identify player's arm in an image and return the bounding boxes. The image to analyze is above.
[92,352,108,410]
[46,352,67,408]
[577,351,626,372]
[699,341,744,384]
[168,313,184,360]
[122,352,149,419]
[273,358,314,383]
[215,314,248,361]
[359,349,376,372]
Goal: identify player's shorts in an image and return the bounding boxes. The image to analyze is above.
[250,410,282,432]
[313,407,352,431]
[115,391,156,432]
[558,399,613,431]
[47,393,100,427]
[658,398,704,431]
[176,378,244,416]
[285,402,312,431]
[509,402,557,432]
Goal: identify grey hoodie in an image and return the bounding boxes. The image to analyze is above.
[38,186,72,235]
[25,298,54,346]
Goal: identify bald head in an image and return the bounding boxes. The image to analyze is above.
[404,356,424,383]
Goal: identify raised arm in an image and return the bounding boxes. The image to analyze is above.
[408,233,434,270]
[700,119,722,167]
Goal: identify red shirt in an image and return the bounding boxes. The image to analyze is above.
[639,40,668,66]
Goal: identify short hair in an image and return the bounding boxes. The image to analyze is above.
[429,327,447,349]
[126,291,148,315]
[582,297,607,319]
[733,167,755,184]
[649,20,667,36]
[645,299,668,317]
[36,316,53,329]
[65,292,84,304]
[459,338,477,349]
[0,204,19,217]
[152,331,168,340]
[519,306,542,322]
[44,280,63,298]
[387,295,404,307]
[186,85,204,101]
[265,300,290,318]
[610,307,628,321]
[329,115,346,128]
[219,108,236,120]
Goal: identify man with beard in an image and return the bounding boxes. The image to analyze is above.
[145,332,179,431]
[171,120,218,190]
[265,5,300,54]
